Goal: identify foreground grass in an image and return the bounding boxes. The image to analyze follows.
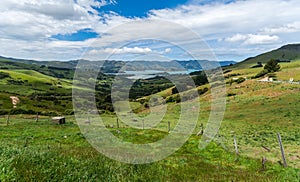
[0,116,299,181]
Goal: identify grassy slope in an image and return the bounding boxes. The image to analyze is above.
[225,59,300,81]
[0,116,298,181]
[0,69,72,94]
[134,60,300,170]
[0,69,75,114]
[0,58,300,181]
[229,44,300,69]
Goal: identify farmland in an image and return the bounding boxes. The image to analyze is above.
[0,55,300,181]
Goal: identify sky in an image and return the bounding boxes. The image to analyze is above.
[0,0,300,61]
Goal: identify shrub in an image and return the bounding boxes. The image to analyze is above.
[166,96,174,103]
[227,93,236,97]
[9,109,36,115]
[250,64,263,68]
[0,72,10,79]
[236,77,246,84]
[193,72,208,86]
[198,87,209,95]
[223,70,232,74]
[171,87,179,94]
[174,95,181,103]
[254,59,281,78]
[0,109,9,115]
[264,59,280,72]
[253,69,269,78]
[224,73,241,79]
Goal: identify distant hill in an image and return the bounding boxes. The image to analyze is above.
[231,44,300,69]
[0,56,75,79]
[3,43,300,72]
[0,56,236,74]
[174,60,236,70]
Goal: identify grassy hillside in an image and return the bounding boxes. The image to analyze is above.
[134,59,300,170]
[223,59,300,81]
[0,116,298,181]
[0,49,300,181]
[0,69,75,115]
[229,44,300,69]
[0,57,75,79]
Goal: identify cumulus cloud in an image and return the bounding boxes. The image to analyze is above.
[164,48,172,53]
[262,22,300,34]
[244,34,279,45]
[225,34,279,45]
[225,34,248,42]
[90,46,152,55]
[109,46,152,54]
[0,0,300,61]
[0,0,103,40]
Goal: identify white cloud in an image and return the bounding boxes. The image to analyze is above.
[0,0,300,61]
[109,46,152,54]
[225,34,279,45]
[0,0,102,40]
[262,22,300,34]
[244,34,279,45]
[225,34,248,42]
[90,47,152,55]
[164,48,172,53]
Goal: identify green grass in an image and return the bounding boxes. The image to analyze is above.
[228,44,300,69]
[0,59,300,181]
[0,116,298,181]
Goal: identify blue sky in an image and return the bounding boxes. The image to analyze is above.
[51,28,99,41]
[98,0,191,18]
[0,0,299,61]
[53,0,235,42]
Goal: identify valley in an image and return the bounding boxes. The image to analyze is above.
[0,44,300,181]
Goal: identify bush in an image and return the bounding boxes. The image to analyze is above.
[254,59,281,78]
[193,72,208,86]
[0,72,10,79]
[227,93,236,97]
[236,77,246,84]
[0,109,9,115]
[253,69,269,78]
[166,96,175,103]
[171,87,179,94]
[224,73,241,79]
[9,109,36,115]
[223,70,232,74]
[264,59,280,72]
[174,95,181,103]
[198,87,209,95]
[250,64,263,68]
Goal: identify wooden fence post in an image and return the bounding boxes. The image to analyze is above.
[197,123,204,136]
[35,113,39,122]
[261,157,267,171]
[277,133,287,167]
[168,121,171,133]
[234,136,239,155]
[6,114,10,125]
[116,118,119,128]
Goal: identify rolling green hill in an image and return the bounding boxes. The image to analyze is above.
[0,44,300,181]
[230,44,300,69]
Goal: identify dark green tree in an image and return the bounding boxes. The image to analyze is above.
[264,59,281,73]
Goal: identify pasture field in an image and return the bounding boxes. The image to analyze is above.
[1,77,300,181]
[0,59,300,181]
[0,115,299,181]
